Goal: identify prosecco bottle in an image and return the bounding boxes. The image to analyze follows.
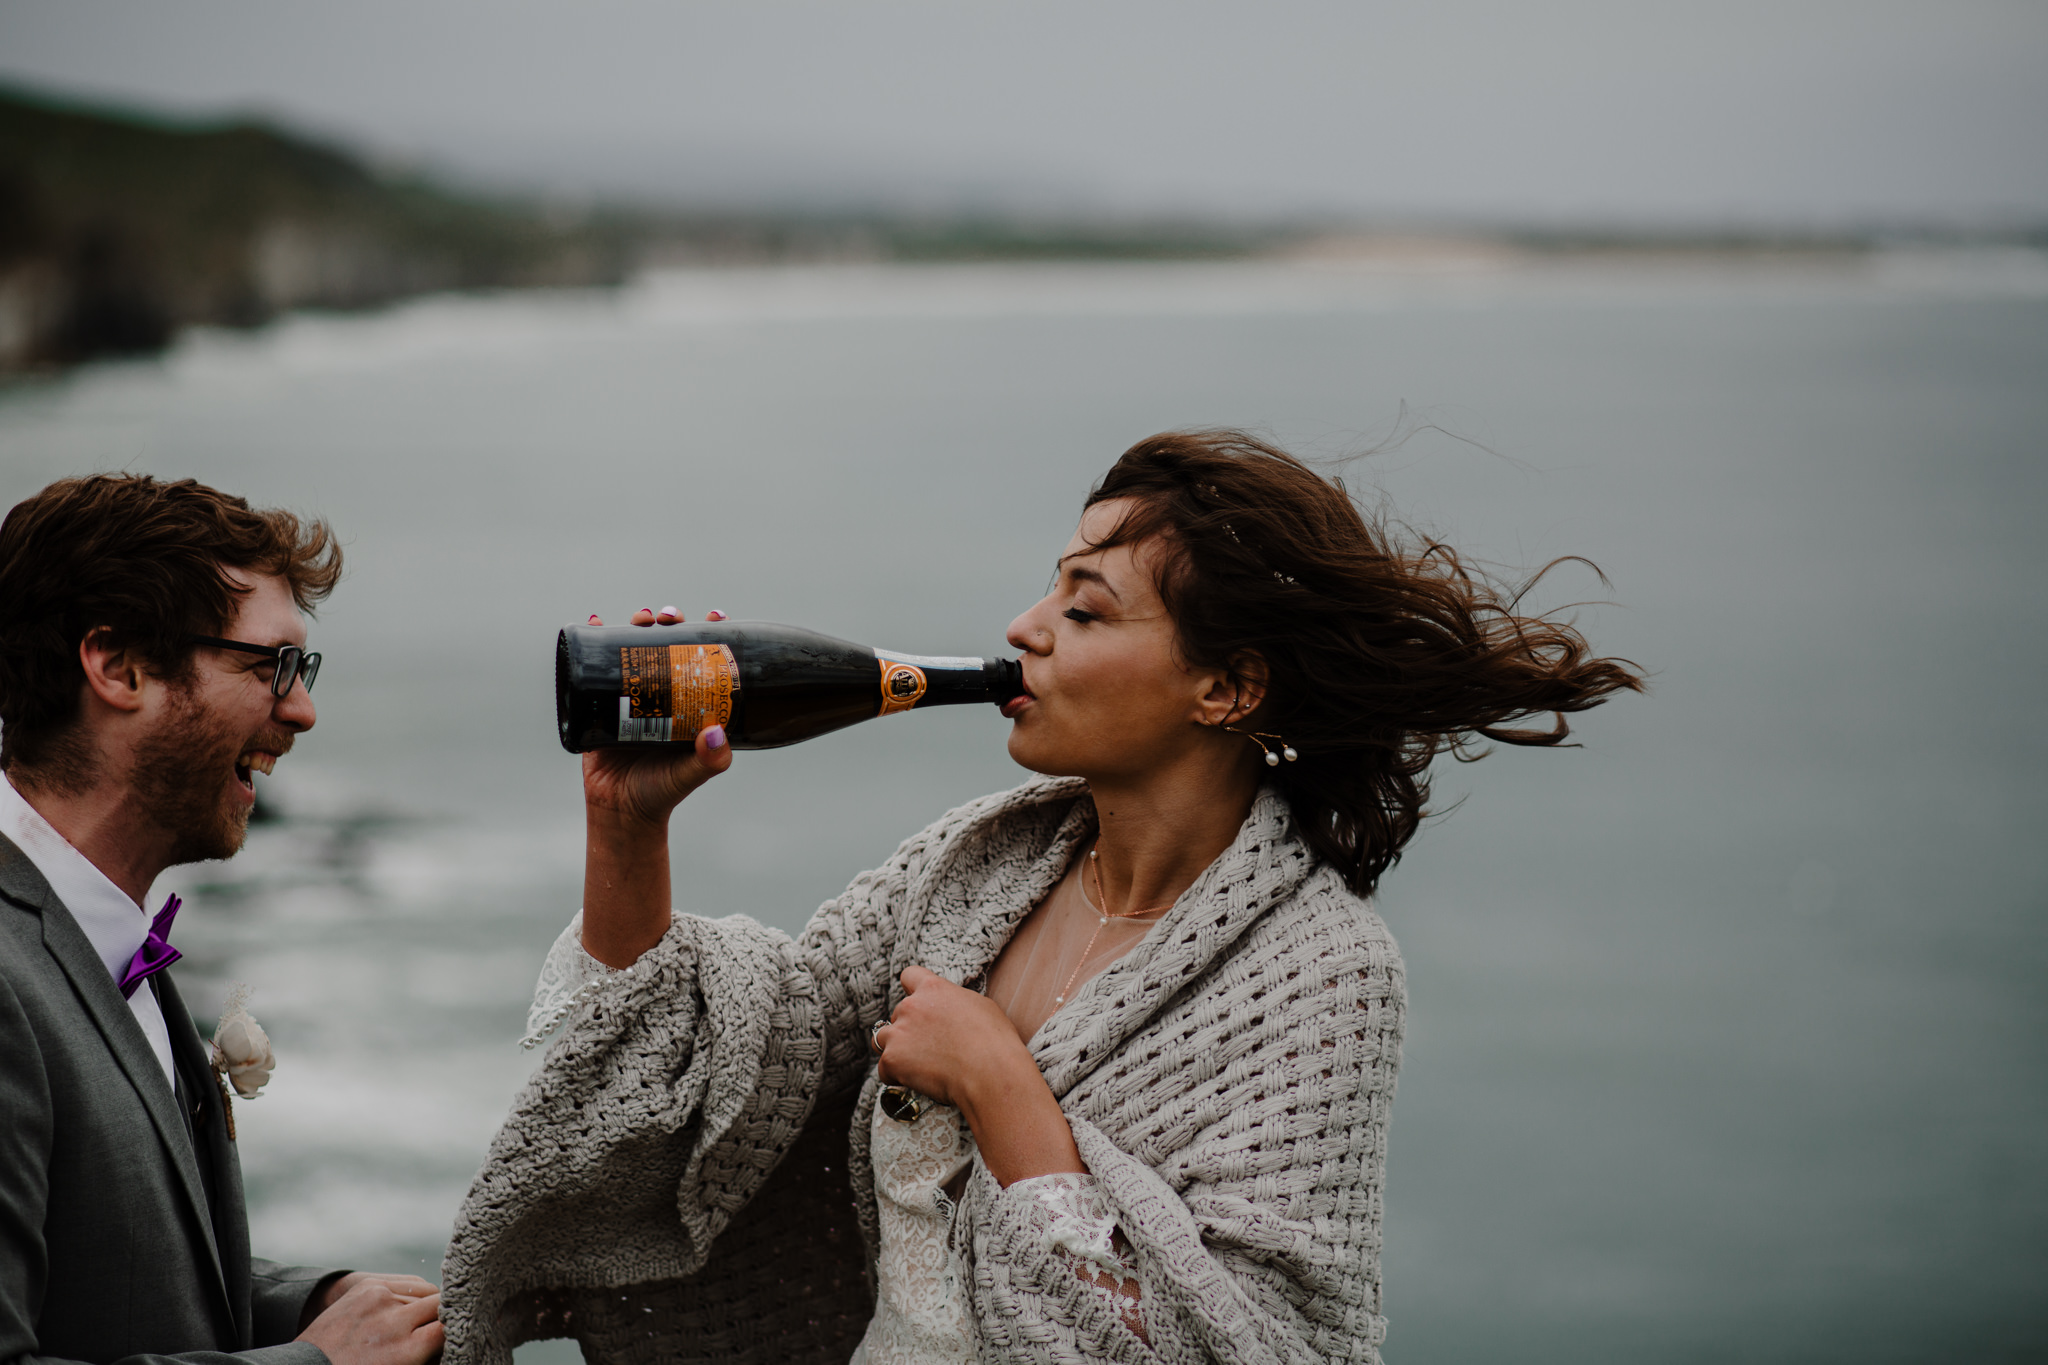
[555,620,1026,753]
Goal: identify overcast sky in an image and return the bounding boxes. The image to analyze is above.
[3,0,2044,227]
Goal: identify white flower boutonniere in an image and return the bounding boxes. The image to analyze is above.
[210,986,275,1139]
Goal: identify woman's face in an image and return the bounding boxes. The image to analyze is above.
[1003,498,1234,781]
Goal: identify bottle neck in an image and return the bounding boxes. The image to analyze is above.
[874,650,1022,709]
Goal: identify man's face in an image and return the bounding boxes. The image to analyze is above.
[133,572,316,866]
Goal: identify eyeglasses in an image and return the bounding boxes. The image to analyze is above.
[187,635,322,697]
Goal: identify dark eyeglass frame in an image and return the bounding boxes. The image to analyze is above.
[187,635,322,697]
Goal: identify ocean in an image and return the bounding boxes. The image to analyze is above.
[3,249,2043,1362]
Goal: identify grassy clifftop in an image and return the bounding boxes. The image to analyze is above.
[0,85,636,369]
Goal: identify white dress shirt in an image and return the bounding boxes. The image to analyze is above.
[0,773,180,1095]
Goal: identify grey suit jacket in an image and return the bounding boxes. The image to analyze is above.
[0,830,335,1365]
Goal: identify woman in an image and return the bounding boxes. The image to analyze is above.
[441,431,1640,1365]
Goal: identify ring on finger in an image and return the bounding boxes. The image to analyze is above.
[879,1085,930,1123]
[869,1017,889,1055]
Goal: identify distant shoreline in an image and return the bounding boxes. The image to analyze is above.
[5,81,2039,374]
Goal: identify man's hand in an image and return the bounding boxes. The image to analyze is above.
[306,1273,438,1320]
[297,1275,443,1365]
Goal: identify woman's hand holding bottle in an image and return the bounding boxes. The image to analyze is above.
[579,605,733,968]
[580,606,736,825]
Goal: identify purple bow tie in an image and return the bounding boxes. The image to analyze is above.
[118,893,183,1000]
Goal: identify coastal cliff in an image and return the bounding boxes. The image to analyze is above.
[0,85,636,370]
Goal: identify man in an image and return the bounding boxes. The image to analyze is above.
[0,475,444,1365]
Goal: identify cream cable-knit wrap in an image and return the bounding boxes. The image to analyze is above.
[441,775,1405,1364]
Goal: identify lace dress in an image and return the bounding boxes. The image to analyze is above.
[526,848,1154,1364]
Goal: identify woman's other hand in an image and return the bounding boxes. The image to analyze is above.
[873,966,1024,1109]
[580,606,731,967]
[875,966,1087,1185]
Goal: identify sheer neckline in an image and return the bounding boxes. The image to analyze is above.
[984,848,1166,1043]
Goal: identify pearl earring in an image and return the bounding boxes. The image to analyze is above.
[1223,724,1299,766]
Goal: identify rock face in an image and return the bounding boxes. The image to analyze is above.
[0,86,636,370]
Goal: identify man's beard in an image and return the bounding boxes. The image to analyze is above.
[130,684,289,867]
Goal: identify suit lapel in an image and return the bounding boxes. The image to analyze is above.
[160,971,254,1347]
[0,832,235,1322]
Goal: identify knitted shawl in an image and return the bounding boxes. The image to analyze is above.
[440,775,1405,1365]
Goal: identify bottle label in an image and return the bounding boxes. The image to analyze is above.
[617,643,740,742]
[877,659,928,716]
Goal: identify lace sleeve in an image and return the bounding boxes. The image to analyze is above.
[1008,1172,1147,1343]
[521,912,630,1049]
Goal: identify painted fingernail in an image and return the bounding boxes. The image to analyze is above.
[659,604,680,618]
[703,725,727,750]
[588,614,602,625]
[707,609,727,621]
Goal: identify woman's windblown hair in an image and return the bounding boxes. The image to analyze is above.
[1086,430,1644,896]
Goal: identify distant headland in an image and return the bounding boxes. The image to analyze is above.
[0,83,1289,372]
[0,85,651,370]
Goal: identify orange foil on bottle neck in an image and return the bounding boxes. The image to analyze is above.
[877,660,928,716]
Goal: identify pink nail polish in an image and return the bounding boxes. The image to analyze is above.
[659,604,680,618]
[587,614,602,625]
[707,609,727,621]
[703,725,727,750]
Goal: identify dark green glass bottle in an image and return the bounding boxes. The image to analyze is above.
[555,620,1025,752]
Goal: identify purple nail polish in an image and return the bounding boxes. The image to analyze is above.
[703,725,727,750]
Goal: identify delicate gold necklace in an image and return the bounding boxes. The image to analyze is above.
[1052,848,1174,1007]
